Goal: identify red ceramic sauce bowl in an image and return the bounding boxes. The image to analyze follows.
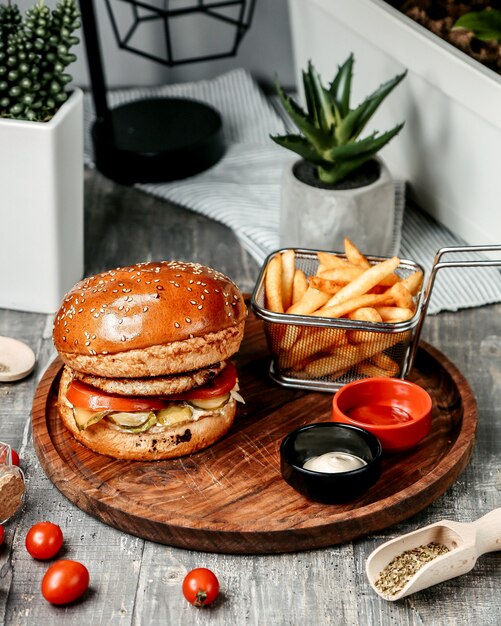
[332,377,433,452]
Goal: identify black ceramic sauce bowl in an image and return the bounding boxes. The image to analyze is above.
[280,422,382,503]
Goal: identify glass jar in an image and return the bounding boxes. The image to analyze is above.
[0,442,25,524]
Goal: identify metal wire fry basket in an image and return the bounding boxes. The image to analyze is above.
[251,245,501,392]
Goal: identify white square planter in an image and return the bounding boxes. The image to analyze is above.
[0,88,84,313]
[287,0,501,248]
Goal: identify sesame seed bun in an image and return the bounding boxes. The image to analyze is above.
[53,261,247,378]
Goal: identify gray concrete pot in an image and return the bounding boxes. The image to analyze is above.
[279,156,395,256]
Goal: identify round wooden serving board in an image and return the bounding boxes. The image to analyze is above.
[32,310,477,554]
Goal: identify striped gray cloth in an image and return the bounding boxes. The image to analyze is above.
[83,68,501,314]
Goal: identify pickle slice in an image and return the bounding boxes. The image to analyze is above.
[108,412,152,427]
[157,405,193,426]
[188,393,230,410]
[117,413,157,433]
[73,407,110,431]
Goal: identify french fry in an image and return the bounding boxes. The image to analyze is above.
[278,324,301,350]
[292,269,308,304]
[265,253,284,313]
[304,344,363,378]
[281,249,295,311]
[317,251,353,269]
[319,267,400,288]
[322,256,401,308]
[286,287,330,315]
[280,328,347,370]
[390,282,414,309]
[318,267,363,284]
[358,360,392,378]
[344,237,371,268]
[371,351,400,376]
[313,290,395,319]
[308,276,343,295]
[305,331,409,379]
[375,306,414,323]
[400,270,423,296]
[348,307,383,323]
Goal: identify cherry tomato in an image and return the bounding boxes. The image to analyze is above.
[67,379,167,412]
[11,449,20,467]
[26,522,64,560]
[41,560,90,605]
[182,568,220,607]
[0,526,4,546]
[174,363,237,401]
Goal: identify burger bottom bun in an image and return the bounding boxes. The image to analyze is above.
[57,369,236,460]
[58,322,245,378]
[72,361,226,397]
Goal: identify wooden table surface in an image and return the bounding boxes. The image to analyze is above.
[1,168,500,625]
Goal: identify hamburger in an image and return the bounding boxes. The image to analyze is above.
[52,261,247,460]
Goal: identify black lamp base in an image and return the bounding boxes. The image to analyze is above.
[91,98,225,185]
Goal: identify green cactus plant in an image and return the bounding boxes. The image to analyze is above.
[271,56,407,186]
[0,0,79,122]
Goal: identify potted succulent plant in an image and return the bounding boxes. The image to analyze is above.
[286,0,501,254]
[0,0,83,314]
[272,55,406,255]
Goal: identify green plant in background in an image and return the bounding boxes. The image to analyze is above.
[271,56,407,185]
[453,8,501,43]
[0,0,80,122]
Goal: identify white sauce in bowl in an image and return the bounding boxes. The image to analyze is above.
[303,451,367,473]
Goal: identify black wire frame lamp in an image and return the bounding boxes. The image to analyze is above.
[79,0,257,185]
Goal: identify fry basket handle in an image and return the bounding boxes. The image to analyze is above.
[406,244,501,374]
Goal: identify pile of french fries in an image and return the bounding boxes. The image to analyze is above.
[264,239,423,381]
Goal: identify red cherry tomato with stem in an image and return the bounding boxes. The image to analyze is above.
[41,559,90,605]
[26,522,64,560]
[182,568,220,607]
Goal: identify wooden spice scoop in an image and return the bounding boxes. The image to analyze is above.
[366,508,501,601]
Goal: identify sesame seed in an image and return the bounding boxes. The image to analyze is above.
[143,306,148,312]
[185,317,191,323]
[174,322,180,328]
[190,300,196,305]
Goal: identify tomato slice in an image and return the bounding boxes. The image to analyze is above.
[66,380,167,412]
[175,362,237,400]
[66,363,238,411]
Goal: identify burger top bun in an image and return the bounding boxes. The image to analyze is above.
[53,261,247,378]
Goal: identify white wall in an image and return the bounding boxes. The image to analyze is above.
[14,0,295,90]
